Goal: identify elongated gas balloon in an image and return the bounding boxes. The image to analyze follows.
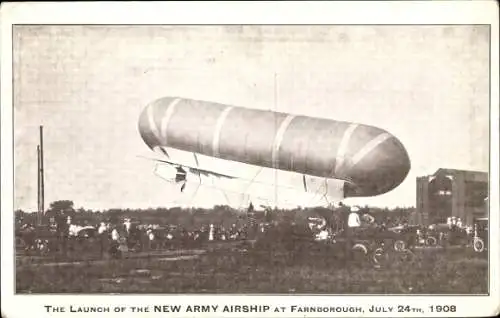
[138,97,410,198]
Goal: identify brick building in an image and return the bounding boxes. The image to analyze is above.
[414,168,488,226]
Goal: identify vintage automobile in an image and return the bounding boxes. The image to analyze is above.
[329,225,417,266]
[385,224,422,250]
[427,223,470,247]
[333,223,419,252]
[16,224,59,255]
[472,217,488,253]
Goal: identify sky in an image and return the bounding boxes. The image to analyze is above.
[13,25,490,211]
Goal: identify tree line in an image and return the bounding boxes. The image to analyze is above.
[15,200,416,229]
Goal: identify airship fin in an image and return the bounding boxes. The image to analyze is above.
[137,155,237,180]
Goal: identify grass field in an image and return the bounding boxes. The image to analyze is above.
[16,242,488,294]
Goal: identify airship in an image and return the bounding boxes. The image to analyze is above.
[138,97,410,208]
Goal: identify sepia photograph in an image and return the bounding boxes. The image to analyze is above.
[1,2,499,318]
[11,22,491,294]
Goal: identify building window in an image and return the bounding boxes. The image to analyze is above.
[438,190,452,196]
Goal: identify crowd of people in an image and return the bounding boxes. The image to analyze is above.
[15,202,397,257]
[15,201,487,258]
[16,212,266,258]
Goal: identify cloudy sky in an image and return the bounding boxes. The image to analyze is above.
[13,25,490,211]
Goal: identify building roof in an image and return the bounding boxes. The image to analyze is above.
[433,168,488,183]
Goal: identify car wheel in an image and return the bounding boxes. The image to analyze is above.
[394,240,406,251]
[473,237,485,253]
[425,236,437,246]
[351,243,369,263]
[352,243,368,255]
[372,247,386,266]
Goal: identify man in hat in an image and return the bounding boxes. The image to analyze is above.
[336,202,350,231]
[98,222,108,258]
[348,206,362,229]
[344,205,362,260]
[361,211,376,226]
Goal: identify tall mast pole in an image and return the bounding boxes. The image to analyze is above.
[37,145,41,225]
[274,72,278,209]
[39,125,45,220]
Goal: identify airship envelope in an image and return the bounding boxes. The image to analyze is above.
[138,97,411,199]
